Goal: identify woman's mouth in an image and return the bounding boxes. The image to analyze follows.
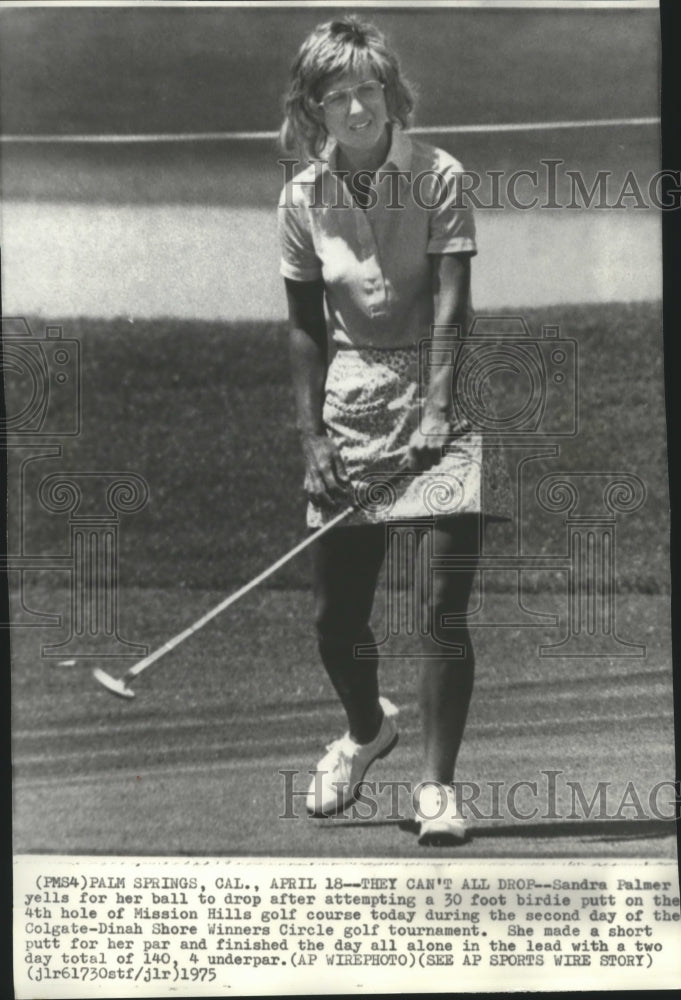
[350,120,371,131]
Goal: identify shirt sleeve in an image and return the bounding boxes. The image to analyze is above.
[426,165,477,256]
[277,192,323,282]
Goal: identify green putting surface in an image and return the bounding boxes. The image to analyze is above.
[12,587,676,858]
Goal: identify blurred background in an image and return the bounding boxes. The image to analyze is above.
[0,3,662,316]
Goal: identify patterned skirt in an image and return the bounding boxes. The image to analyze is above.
[307,345,513,529]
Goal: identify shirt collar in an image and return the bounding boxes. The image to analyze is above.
[327,125,413,174]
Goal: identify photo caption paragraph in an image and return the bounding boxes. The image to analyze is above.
[14,857,681,995]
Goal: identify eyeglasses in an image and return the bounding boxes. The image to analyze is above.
[316,80,385,116]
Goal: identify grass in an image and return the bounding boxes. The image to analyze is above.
[0,7,659,134]
[11,585,676,856]
[4,301,668,596]
[4,8,673,866]
[8,305,673,859]
[0,8,659,206]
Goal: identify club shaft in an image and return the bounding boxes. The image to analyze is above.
[124,504,353,680]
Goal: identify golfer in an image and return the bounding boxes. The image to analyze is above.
[278,17,511,845]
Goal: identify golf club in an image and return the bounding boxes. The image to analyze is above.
[92,502,354,699]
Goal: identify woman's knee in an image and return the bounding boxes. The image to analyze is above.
[314,596,371,648]
[426,569,473,619]
[423,583,474,656]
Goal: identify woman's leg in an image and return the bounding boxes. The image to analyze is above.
[417,513,481,784]
[310,523,387,744]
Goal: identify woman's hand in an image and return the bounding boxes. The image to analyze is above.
[402,409,471,472]
[301,433,353,508]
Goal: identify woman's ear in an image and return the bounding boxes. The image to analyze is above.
[305,93,324,122]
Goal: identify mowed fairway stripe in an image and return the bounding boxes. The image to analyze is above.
[14,670,669,742]
[15,726,675,792]
[14,704,347,741]
[14,711,672,768]
[15,752,324,789]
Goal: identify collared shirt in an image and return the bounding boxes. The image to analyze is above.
[277,127,476,349]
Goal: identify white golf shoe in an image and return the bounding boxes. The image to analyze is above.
[306,697,399,816]
[416,782,468,846]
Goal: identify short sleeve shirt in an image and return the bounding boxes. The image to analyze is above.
[277,127,476,349]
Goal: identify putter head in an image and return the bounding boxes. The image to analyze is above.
[92,667,135,700]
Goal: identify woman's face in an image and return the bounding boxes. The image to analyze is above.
[317,70,389,154]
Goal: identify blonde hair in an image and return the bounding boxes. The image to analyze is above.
[280,16,415,159]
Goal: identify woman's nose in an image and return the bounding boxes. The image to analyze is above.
[348,92,365,116]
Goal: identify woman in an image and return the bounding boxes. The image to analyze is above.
[277,16,510,846]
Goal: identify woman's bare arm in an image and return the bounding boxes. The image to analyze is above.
[424,252,471,422]
[404,253,472,471]
[285,278,351,506]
